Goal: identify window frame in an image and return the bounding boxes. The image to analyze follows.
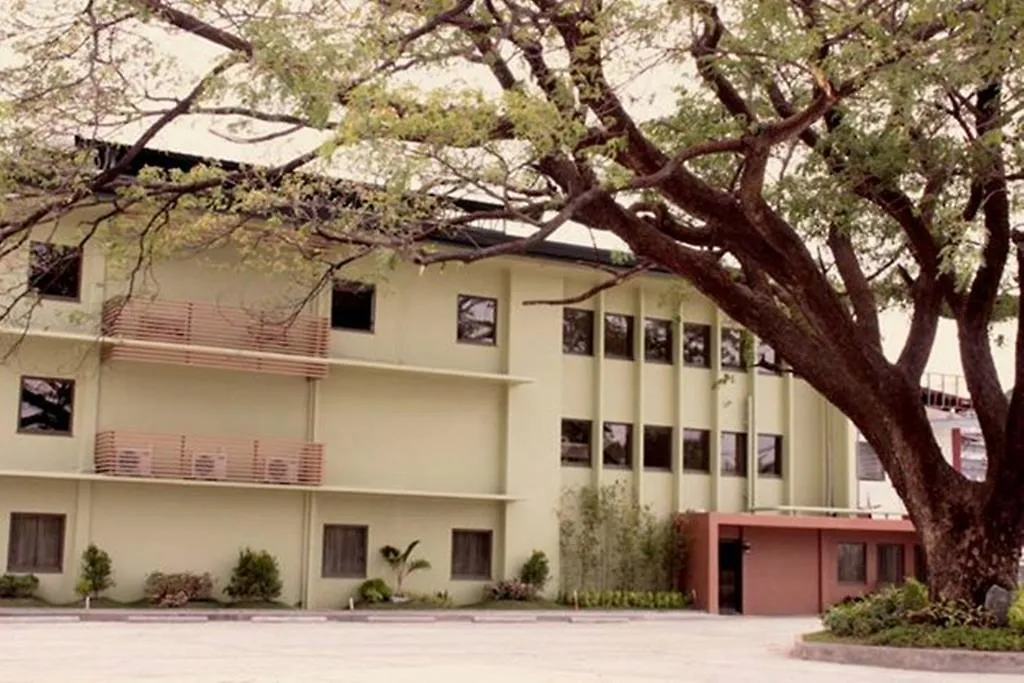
[27,242,83,302]
[720,327,747,371]
[456,295,498,346]
[643,425,673,471]
[17,376,76,437]
[837,542,868,584]
[682,323,711,368]
[682,428,711,473]
[603,312,635,360]
[560,418,593,467]
[562,308,595,356]
[602,422,634,469]
[451,529,493,581]
[321,524,369,579]
[720,431,748,477]
[330,280,376,333]
[7,512,66,574]
[756,434,783,477]
[876,543,905,586]
[643,317,674,364]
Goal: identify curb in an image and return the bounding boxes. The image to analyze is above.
[792,637,1024,674]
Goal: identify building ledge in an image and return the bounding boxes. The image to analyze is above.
[0,468,524,503]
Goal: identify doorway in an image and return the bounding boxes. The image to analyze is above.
[718,538,744,613]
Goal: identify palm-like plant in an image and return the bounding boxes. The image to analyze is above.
[380,540,431,597]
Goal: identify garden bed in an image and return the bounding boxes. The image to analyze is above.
[805,626,1024,651]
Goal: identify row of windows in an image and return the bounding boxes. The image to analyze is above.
[6,512,494,582]
[836,542,920,585]
[561,420,784,477]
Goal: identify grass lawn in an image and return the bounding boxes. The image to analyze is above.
[805,627,1024,652]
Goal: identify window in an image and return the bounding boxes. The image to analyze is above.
[562,308,594,355]
[644,318,673,364]
[451,529,492,580]
[321,524,368,578]
[330,281,375,331]
[857,440,885,481]
[28,242,82,301]
[756,339,781,375]
[643,425,673,470]
[7,513,65,573]
[683,429,711,472]
[877,543,905,585]
[18,377,75,435]
[603,422,633,468]
[838,543,867,583]
[456,295,497,345]
[721,431,748,476]
[561,419,592,467]
[721,327,746,370]
[757,434,783,477]
[682,323,711,367]
[604,313,634,360]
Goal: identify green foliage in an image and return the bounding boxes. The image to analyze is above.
[380,540,431,596]
[0,573,39,599]
[822,580,930,637]
[863,625,1024,651]
[1010,590,1024,633]
[357,578,393,604]
[558,482,685,594]
[78,544,114,598]
[225,548,283,603]
[556,589,690,610]
[488,579,538,602]
[519,550,550,590]
[143,571,214,608]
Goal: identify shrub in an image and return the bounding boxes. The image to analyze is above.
[1009,590,1024,634]
[357,578,393,604]
[865,625,1024,651]
[0,573,39,599]
[77,544,114,598]
[822,580,929,637]
[488,578,538,602]
[380,541,430,597]
[409,590,453,607]
[225,548,282,603]
[906,598,996,629]
[143,571,214,607]
[556,589,689,609]
[519,550,550,590]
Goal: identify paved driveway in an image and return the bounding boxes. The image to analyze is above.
[0,615,1018,682]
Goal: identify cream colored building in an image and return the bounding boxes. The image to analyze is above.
[0,189,857,609]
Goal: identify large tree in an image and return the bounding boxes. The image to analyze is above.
[2,0,1024,602]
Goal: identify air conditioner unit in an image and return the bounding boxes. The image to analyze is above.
[191,451,229,481]
[264,456,300,485]
[114,447,153,477]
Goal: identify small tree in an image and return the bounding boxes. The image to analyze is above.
[77,544,114,599]
[380,541,431,597]
[225,548,282,603]
[519,550,551,591]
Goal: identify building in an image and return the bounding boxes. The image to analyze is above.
[0,142,924,613]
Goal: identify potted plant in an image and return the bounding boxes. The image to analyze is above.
[380,540,430,602]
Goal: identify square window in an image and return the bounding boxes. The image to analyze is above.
[603,422,633,468]
[561,419,592,467]
[562,308,595,355]
[644,318,673,364]
[457,295,497,345]
[451,529,492,580]
[683,429,711,472]
[28,242,82,301]
[321,524,368,578]
[7,513,65,573]
[603,313,634,360]
[757,434,783,477]
[877,543,905,586]
[721,431,748,476]
[721,327,746,370]
[331,281,375,331]
[756,338,781,374]
[18,377,75,436]
[643,425,673,470]
[682,324,711,367]
[837,543,867,583]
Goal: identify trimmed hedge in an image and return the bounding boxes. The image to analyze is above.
[811,625,1024,652]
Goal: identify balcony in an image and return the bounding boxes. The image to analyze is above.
[101,297,329,378]
[94,431,324,486]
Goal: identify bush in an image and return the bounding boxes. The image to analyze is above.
[225,548,282,603]
[822,580,929,637]
[408,590,453,607]
[864,625,1024,651]
[488,578,538,602]
[357,578,393,604]
[519,550,550,590]
[143,571,214,607]
[77,544,114,598]
[0,573,39,599]
[556,589,689,609]
[905,598,995,629]
[1009,590,1024,633]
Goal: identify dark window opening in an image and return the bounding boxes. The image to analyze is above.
[322,524,369,578]
[757,434,783,477]
[604,313,634,360]
[721,431,748,477]
[603,422,633,468]
[643,425,673,470]
[457,295,497,345]
[451,529,492,580]
[682,324,711,368]
[877,543,905,586]
[838,543,867,583]
[330,281,375,331]
[721,327,746,370]
[644,318,673,364]
[18,376,75,436]
[561,419,592,467]
[28,242,82,301]
[683,429,711,472]
[7,513,65,573]
[562,308,595,355]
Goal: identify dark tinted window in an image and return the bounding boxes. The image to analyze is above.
[838,543,867,583]
[682,324,710,367]
[757,434,783,477]
[683,429,710,472]
[877,543,905,585]
[322,525,368,578]
[603,422,633,467]
[721,431,748,476]
[644,318,673,364]
[561,419,592,466]
[28,242,82,300]
[604,313,634,360]
[643,425,673,470]
[7,513,65,573]
[451,529,492,580]
[331,281,375,331]
[457,295,497,345]
[18,377,75,435]
[562,308,594,355]
[721,327,746,370]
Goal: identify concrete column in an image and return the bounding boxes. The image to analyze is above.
[592,290,606,489]
[633,287,645,501]
[710,308,723,510]
[672,299,685,512]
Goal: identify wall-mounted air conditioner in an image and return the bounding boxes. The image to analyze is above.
[190,451,229,481]
[264,456,300,485]
[115,447,153,477]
